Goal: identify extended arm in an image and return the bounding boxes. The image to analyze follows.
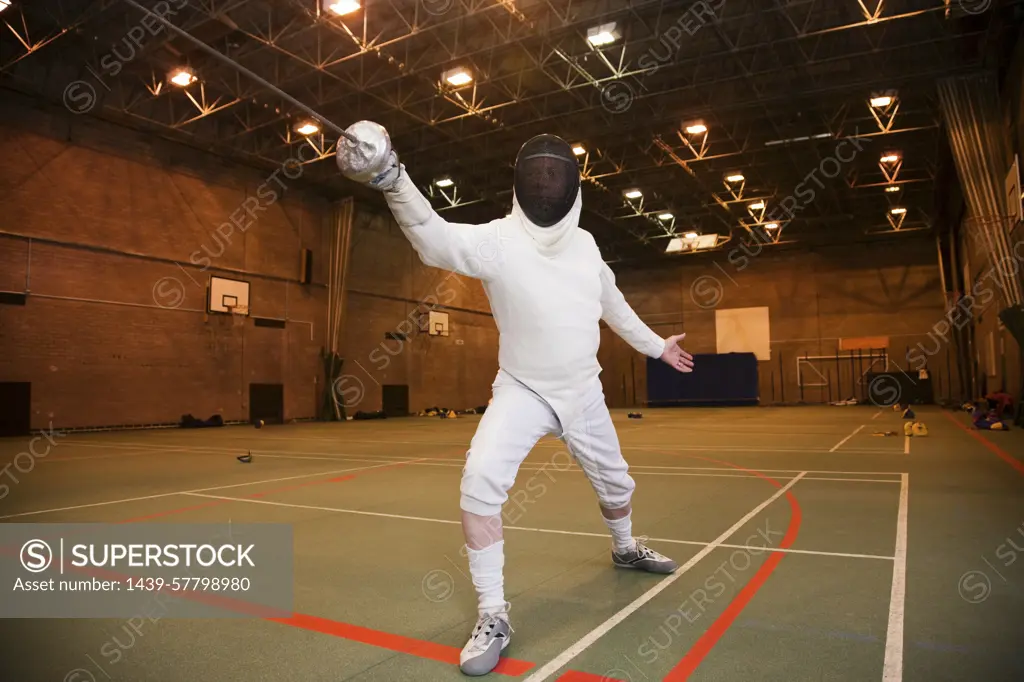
[600,262,695,372]
[383,172,504,279]
[599,262,665,357]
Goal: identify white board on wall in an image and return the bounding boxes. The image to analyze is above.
[716,307,771,360]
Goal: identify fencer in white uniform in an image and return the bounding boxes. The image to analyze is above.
[337,123,694,677]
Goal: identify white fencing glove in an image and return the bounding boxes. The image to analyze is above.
[336,120,403,192]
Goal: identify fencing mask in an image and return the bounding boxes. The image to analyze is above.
[513,134,581,228]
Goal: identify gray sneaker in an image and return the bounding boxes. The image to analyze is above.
[459,607,513,676]
[612,540,678,574]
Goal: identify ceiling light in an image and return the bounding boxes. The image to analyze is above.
[586,23,619,46]
[880,153,901,164]
[572,144,586,156]
[684,122,707,135]
[325,0,360,15]
[684,232,699,239]
[434,177,454,188]
[870,95,893,108]
[748,201,765,211]
[624,189,642,199]
[168,67,196,87]
[885,185,900,193]
[890,207,907,215]
[442,68,472,87]
[765,223,779,230]
[725,173,745,183]
[658,213,673,221]
[294,121,320,136]
[0,1,10,13]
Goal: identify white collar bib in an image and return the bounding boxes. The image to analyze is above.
[510,190,582,258]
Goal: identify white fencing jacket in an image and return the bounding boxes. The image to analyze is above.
[383,172,666,431]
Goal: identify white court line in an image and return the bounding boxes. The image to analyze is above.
[830,425,865,452]
[59,438,905,456]
[225,454,897,483]
[52,441,907,476]
[36,446,197,463]
[520,472,808,682]
[0,459,420,520]
[183,481,892,561]
[883,473,909,681]
[873,410,883,420]
[904,437,910,455]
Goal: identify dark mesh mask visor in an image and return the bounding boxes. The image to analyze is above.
[514,135,580,228]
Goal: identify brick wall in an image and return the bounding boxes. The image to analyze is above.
[0,106,331,429]
[0,99,975,430]
[0,101,500,429]
[598,238,962,408]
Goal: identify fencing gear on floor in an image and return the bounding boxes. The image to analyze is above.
[460,370,636,517]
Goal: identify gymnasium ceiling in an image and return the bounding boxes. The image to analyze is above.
[2,0,1022,263]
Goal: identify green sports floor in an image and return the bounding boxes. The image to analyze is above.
[1,405,1022,682]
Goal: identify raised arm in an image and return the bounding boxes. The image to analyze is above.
[383,172,505,279]
[336,120,504,280]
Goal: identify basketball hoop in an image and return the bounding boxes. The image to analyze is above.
[226,304,248,328]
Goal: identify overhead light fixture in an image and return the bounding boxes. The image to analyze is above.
[586,22,620,46]
[168,67,197,87]
[880,153,901,164]
[0,1,10,13]
[324,0,360,15]
[658,213,673,221]
[442,67,472,87]
[434,177,454,188]
[684,231,699,239]
[748,201,765,211]
[684,122,707,135]
[294,121,320,136]
[870,95,893,108]
[765,223,779,230]
[725,173,745,183]
[890,207,907,215]
[885,185,900,193]
[624,189,642,199]
[572,144,586,156]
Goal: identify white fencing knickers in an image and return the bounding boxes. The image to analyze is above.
[460,369,635,517]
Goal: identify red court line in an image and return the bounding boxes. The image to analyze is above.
[661,455,804,681]
[942,411,1024,477]
[118,501,227,523]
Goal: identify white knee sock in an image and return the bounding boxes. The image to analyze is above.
[603,513,636,553]
[466,541,506,617]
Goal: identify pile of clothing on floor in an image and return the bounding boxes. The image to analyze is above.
[180,414,224,428]
[964,391,1014,430]
[420,405,488,418]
